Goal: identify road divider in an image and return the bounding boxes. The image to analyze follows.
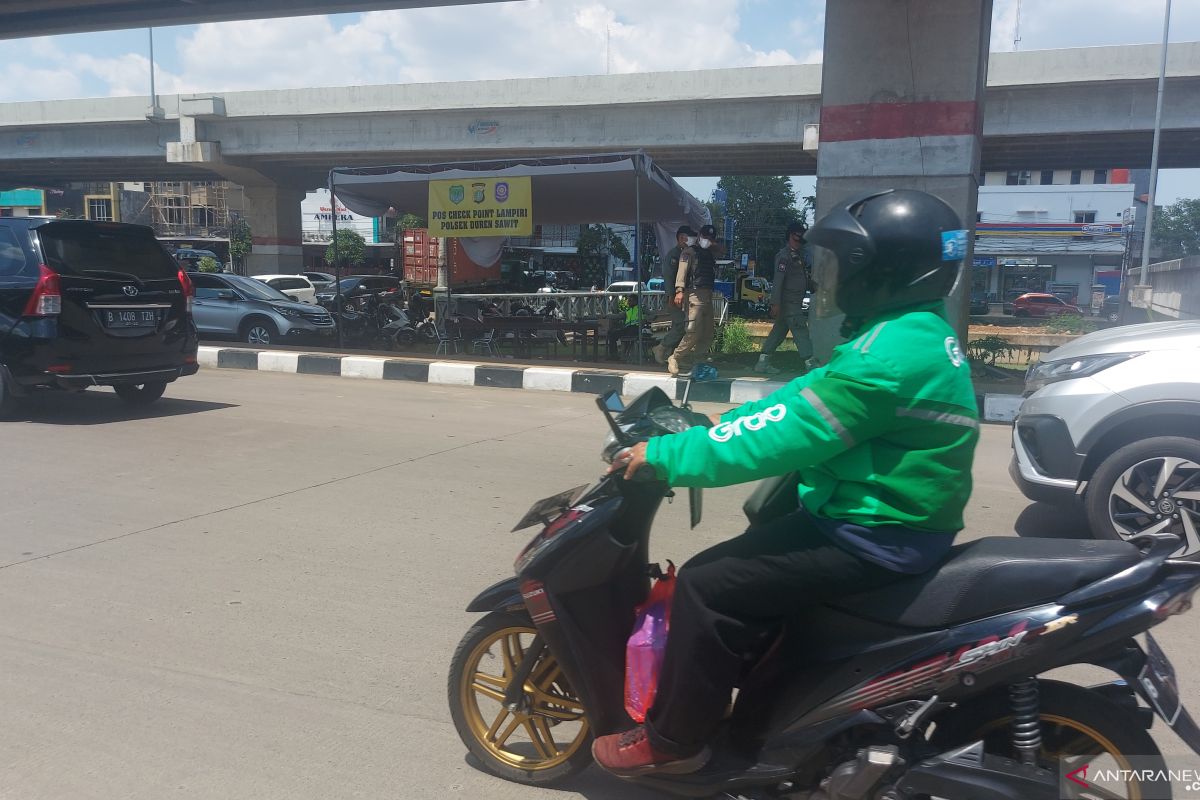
[197,346,785,404]
[197,345,1024,421]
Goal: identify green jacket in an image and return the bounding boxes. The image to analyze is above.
[645,302,979,532]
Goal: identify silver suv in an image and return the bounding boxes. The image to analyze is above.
[1011,321,1200,557]
[191,272,335,345]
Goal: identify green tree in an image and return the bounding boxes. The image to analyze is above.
[197,256,222,273]
[229,218,253,274]
[392,213,426,241]
[575,224,631,263]
[325,229,367,271]
[717,176,802,279]
[1152,198,1200,260]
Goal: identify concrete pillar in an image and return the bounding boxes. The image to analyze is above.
[812,0,992,355]
[242,184,306,275]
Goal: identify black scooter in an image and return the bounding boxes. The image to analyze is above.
[449,386,1200,799]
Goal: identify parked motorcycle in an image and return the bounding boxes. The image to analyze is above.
[449,385,1200,799]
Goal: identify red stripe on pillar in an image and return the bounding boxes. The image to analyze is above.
[820,100,980,142]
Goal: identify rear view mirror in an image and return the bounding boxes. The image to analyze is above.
[601,391,626,413]
[216,290,237,300]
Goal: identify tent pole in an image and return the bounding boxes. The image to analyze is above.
[634,163,643,367]
[329,170,344,350]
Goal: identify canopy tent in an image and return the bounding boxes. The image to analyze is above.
[329,151,711,267]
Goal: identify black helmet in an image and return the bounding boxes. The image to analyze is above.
[806,189,966,319]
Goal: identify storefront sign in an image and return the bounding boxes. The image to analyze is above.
[973,256,996,267]
[1000,257,1039,267]
[428,176,532,237]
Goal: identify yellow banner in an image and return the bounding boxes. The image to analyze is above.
[428,176,532,237]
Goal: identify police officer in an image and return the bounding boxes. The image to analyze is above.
[668,224,718,376]
[592,189,979,776]
[653,225,695,365]
[755,221,814,374]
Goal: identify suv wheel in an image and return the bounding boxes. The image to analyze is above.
[242,319,278,345]
[114,381,168,406]
[1085,437,1200,559]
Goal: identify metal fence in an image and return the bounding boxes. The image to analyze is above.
[450,290,668,321]
[449,290,728,323]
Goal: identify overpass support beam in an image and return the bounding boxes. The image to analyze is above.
[813,0,991,353]
[242,184,306,275]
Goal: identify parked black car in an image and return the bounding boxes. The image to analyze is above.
[315,275,401,304]
[1102,294,1122,322]
[0,218,198,413]
[969,292,991,315]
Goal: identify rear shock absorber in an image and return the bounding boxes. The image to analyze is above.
[1009,678,1042,765]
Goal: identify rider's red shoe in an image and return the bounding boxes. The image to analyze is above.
[591,725,710,777]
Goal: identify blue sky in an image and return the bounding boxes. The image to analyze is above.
[0,0,1196,203]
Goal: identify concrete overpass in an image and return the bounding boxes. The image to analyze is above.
[1,42,1197,191]
[2,1,503,41]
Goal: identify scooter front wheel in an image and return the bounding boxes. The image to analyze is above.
[448,611,592,785]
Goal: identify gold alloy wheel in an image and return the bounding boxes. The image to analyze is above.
[973,714,1145,799]
[458,624,589,771]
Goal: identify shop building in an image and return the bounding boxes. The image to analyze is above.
[972,169,1138,307]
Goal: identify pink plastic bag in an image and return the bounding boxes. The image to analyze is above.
[624,563,676,723]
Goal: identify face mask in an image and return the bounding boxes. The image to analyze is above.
[686,236,698,246]
[699,238,712,249]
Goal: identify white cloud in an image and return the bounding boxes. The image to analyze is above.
[0,62,81,102]
[58,0,801,97]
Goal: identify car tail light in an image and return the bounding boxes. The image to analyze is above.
[178,268,194,314]
[22,264,61,317]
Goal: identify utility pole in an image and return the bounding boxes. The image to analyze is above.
[1012,0,1022,51]
[1138,0,1172,284]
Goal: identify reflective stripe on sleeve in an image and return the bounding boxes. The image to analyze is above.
[896,407,980,430]
[800,387,857,447]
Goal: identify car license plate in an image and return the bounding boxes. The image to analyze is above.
[102,309,159,329]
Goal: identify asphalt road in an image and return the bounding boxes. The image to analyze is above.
[1,370,1196,799]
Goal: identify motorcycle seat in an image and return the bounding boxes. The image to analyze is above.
[830,536,1143,629]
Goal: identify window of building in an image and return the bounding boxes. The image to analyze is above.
[163,196,187,227]
[1070,170,1082,185]
[1005,171,1033,186]
[1040,170,1054,185]
[1093,169,1108,184]
[86,197,113,221]
[1074,211,1097,224]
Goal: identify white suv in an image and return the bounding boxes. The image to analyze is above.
[1011,321,1200,557]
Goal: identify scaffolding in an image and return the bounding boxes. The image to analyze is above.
[139,181,238,239]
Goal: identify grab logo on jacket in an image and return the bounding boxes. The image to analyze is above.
[709,404,788,443]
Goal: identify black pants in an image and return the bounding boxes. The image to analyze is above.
[645,511,904,754]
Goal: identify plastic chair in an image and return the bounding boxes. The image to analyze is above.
[471,328,498,357]
[434,321,460,356]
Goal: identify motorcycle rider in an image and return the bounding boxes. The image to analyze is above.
[592,189,980,777]
[755,221,815,375]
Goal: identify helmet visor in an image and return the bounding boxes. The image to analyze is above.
[804,193,881,321]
